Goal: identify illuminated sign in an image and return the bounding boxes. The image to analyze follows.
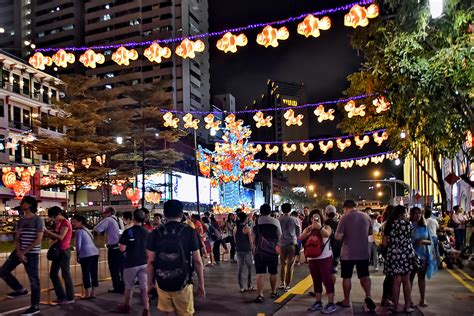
[282,99,298,106]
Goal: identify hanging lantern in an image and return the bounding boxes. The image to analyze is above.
[325,162,339,170]
[372,96,391,113]
[266,163,280,171]
[52,49,75,68]
[282,143,297,156]
[111,46,139,66]
[183,113,200,129]
[175,38,205,59]
[248,144,263,154]
[341,161,355,169]
[257,25,289,48]
[163,112,179,128]
[204,114,221,131]
[2,168,17,189]
[79,49,105,68]
[344,4,379,28]
[265,144,279,157]
[299,142,314,155]
[319,140,334,154]
[253,111,273,128]
[371,155,385,164]
[144,43,171,63]
[344,100,366,118]
[216,32,248,53]
[310,163,323,171]
[313,105,335,122]
[283,109,304,126]
[82,158,92,169]
[297,15,331,38]
[29,52,52,70]
[356,158,370,167]
[336,138,352,152]
[40,165,50,175]
[125,187,141,206]
[354,135,370,149]
[373,131,389,146]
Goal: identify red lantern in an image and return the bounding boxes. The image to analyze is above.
[111,184,124,196]
[2,168,17,189]
[125,188,141,206]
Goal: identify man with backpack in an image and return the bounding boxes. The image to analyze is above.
[252,204,281,303]
[146,200,205,315]
[94,206,125,294]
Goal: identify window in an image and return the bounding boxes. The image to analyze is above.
[0,135,5,153]
[23,109,31,127]
[12,74,20,93]
[23,78,30,96]
[13,107,21,128]
[2,70,9,88]
[40,112,48,129]
[24,146,31,159]
[161,13,172,20]
[0,99,4,118]
[43,87,49,103]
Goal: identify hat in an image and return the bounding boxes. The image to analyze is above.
[325,205,337,215]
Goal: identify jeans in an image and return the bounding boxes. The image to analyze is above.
[237,251,253,289]
[224,236,236,261]
[369,242,379,269]
[108,247,124,292]
[213,239,222,263]
[79,255,99,289]
[50,249,75,301]
[454,228,464,250]
[280,244,297,286]
[0,250,40,308]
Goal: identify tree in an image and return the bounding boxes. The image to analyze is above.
[338,0,473,210]
[32,75,121,211]
[104,82,185,207]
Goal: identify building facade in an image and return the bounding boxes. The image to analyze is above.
[0,51,66,211]
[0,0,33,59]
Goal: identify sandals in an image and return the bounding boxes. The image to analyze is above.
[336,301,351,308]
[270,292,279,299]
[254,295,264,303]
[419,301,429,307]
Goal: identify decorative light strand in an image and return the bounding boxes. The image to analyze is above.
[162,93,379,115]
[259,151,397,165]
[34,0,374,53]
[251,129,386,144]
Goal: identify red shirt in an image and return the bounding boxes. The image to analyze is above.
[55,218,72,250]
[193,220,206,242]
[143,223,153,232]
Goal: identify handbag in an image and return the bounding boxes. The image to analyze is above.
[47,242,60,261]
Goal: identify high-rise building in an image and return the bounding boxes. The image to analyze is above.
[250,79,310,188]
[0,0,33,59]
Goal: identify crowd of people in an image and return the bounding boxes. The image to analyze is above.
[0,195,472,315]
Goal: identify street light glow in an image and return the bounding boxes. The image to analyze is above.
[373,170,381,177]
[24,40,31,46]
[429,0,443,18]
[400,131,406,139]
[327,192,332,197]
[116,136,123,145]
[210,128,217,136]
[0,27,4,33]
[313,193,317,198]
[308,184,314,191]
[377,191,383,197]
[395,158,401,166]
[376,183,381,188]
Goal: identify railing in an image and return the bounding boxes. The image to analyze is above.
[0,235,111,304]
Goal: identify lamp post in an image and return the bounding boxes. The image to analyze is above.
[373,170,398,200]
[338,187,352,201]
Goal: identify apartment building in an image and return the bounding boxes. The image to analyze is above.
[0,51,66,210]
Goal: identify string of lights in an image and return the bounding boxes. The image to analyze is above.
[34,0,374,53]
[259,151,397,164]
[251,129,386,144]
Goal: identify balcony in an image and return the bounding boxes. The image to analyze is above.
[8,121,31,131]
[1,83,52,105]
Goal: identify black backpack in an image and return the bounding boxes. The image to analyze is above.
[154,224,191,292]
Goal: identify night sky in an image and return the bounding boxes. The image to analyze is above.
[209,0,362,107]
[208,0,400,199]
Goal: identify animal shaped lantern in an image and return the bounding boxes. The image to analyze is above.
[216,32,248,53]
[336,138,352,152]
[265,144,279,157]
[253,111,273,128]
[373,96,391,113]
[283,109,303,126]
[112,47,139,66]
[344,100,366,118]
[354,135,370,149]
[144,43,171,63]
[373,131,389,146]
[29,52,52,70]
[183,113,200,129]
[257,26,289,48]
[163,112,179,128]
[318,140,334,154]
[297,15,331,38]
[175,39,205,59]
[52,49,75,68]
[299,143,314,155]
[204,114,221,131]
[79,49,105,68]
[283,143,297,156]
[344,4,379,28]
[313,105,335,122]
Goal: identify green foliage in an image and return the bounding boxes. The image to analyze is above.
[339,0,473,207]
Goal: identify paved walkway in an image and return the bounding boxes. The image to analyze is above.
[0,261,473,315]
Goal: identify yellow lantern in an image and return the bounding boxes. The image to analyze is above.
[299,142,314,155]
[344,4,379,28]
[313,105,335,122]
[29,52,52,70]
[112,46,138,66]
[52,49,75,68]
[354,135,370,149]
[336,138,352,152]
[297,15,331,38]
[253,111,273,128]
[283,143,297,156]
[318,140,333,154]
[79,49,105,68]
[144,43,171,63]
[183,113,200,130]
[216,32,248,53]
[163,112,179,128]
[175,38,205,59]
[344,100,366,118]
[257,25,289,48]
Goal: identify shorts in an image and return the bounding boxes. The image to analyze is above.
[123,264,147,289]
[254,253,278,275]
[157,284,194,316]
[340,260,370,279]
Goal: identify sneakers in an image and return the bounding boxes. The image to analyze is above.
[20,306,40,315]
[321,303,337,314]
[50,299,75,306]
[7,289,28,298]
[308,301,323,312]
[278,284,286,290]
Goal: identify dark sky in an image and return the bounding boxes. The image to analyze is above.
[209,0,362,107]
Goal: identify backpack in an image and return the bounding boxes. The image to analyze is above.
[304,230,330,258]
[254,223,281,256]
[154,224,191,292]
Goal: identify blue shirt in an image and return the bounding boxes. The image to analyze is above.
[75,229,99,258]
[94,216,123,245]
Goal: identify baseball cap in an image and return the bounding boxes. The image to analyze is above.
[325,205,337,215]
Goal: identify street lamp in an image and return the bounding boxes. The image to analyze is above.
[377,191,383,197]
[429,0,443,18]
[338,187,352,200]
[394,158,401,166]
[0,27,5,33]
[308,184,315,191]
[373,170,381,177]
[327,192,332,198]
[400,131,406,139]
[116,136,123,145]
[313,193,317,198]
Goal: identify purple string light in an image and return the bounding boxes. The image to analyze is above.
[162,93,379,115]
[259,151,397,164]
[34,0,374,53]
[251,129,386,144]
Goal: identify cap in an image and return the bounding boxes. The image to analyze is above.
[325,205,337,215]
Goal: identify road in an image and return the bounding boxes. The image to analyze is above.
[0,254,473,315]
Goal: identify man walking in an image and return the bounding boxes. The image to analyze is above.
[117,208,150,315]
[147,200,205,315]
[335,200,376,311]
[253,204,281,303]
[94,206,125,293]
[279,203,300,290]
[0,196,44,315]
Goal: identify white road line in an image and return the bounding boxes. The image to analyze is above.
[2,305,30,315]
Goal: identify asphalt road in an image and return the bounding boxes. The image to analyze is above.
[0,252,473,315]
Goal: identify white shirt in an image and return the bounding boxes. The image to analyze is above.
[368,221,381,243]
[309,236,332,260]
[426,218,439,237]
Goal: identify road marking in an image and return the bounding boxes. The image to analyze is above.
[447,269,474,293]
[257,313,265,316]
[456,269,474,281]
[2,306,30,315]
[275,274,313,303]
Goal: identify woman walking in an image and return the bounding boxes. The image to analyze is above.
[234,212,255,293]
[410,207,432,308]
[44,207,75,305]
[72,215,100,299]
[383,205,416,313]
[210,216,223,264]
[225,213,237,263]
[301,209,336,314]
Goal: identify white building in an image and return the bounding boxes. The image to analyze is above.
[0,51,66,212]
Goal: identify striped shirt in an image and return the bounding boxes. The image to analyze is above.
[17,216,45,254]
